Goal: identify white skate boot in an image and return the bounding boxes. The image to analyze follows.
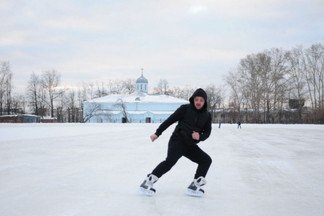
[186,176,206,197]
[139,174,159,196]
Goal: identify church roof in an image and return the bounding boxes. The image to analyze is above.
[136,73,148,83]
[87,93,188,104]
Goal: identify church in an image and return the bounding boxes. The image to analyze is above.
[83,73,187,123]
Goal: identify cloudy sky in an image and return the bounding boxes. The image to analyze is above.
[1,0,323,93]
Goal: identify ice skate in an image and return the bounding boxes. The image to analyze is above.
[186,176,206,197]
[139,174,158,196]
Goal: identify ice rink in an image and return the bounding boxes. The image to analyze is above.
[1,123,323,216]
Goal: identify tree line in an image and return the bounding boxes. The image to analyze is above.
[1,43,323,123]
[226,43,324,123]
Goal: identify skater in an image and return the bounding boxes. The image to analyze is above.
[237,121,241,129]
[140,88,212,197]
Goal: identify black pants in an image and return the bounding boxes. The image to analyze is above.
[152,132,212,179]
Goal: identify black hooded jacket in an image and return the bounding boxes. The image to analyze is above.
[155,88,212,145]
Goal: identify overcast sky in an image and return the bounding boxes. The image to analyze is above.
[1,0,323,93]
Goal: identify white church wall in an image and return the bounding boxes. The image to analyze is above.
[84,102,186,123]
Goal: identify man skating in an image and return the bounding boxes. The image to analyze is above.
[140,88,212,197]
[237,121,242,129]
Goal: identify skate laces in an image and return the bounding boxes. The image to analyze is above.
[146,174,158,187]
[194,177,206,187]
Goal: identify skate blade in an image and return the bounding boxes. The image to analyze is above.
[186,188,204,197]
[139,187,156,196]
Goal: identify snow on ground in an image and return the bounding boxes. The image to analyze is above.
[0,123,324,216]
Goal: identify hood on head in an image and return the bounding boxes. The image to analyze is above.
[189,88,208,110]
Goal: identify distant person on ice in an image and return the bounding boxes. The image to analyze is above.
[237,121,241,129]
[140,88,212,197]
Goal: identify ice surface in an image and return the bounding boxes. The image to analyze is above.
[0,123,324,216]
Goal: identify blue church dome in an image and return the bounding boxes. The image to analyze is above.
[136,73,148,84]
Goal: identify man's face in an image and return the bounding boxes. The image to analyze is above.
[194,96,205,110]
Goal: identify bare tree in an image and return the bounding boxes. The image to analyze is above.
[205,84,224,122]
[303,44,324,110]
[94,81,108,98]
[11,93,26,114]
[87,82,96,99]
[76,83,89,121]
[155,79,170,95]
[226,70,244,110]
[121,79,136,94]
[5,69,12,115]
[264,48,289,122]
[169,86,195,100]
[286,46,308,121]
[104,80,123,95]
[115,98,129,123]
[27,72,42,115]
[65,89,82,122]
[41,70,63,117]
[68,89,76,122]
[83,102,101,122]
[238,53,264,122]
[0,61,13,115]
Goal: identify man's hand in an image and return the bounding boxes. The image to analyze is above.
[150,134,158,142]
[192,131,200,141]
